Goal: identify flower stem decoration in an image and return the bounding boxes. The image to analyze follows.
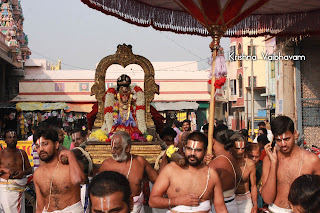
[166,145,179,158]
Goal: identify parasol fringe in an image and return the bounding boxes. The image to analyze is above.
[82,0,320,37]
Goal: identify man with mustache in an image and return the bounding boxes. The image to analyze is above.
[33,127,85,212]
[70,128,87,149]
[209,124,239,213]
[0,130,32,213]
[230,133,258,213]
[261,116,320,213]
[149,131,227,213]
[99,131,158,213]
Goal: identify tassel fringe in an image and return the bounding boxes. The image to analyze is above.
[82,0,320,37]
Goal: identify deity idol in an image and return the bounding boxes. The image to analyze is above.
[101,74,147,140]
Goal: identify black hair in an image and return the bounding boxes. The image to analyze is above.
[288,175,320,213]
[182,119,191,125]
[172,120,180,128]
[52,126,62,133]
[38,122,50,129]
[259,127,268,135]
[33,127,58,143]
[257,134,269,146]
[160,127,177,140]
[257,121,266,127]
[3,129,16,139]
[213,124,233,150]
[239,129,249,138]
[228,129,235,139]
[72,128,87,138]
[246,143,261,154]
[89,171,131,207]
[186,131,208,150]
[216,120,224,126]
[271,115,294,137]
[31,125,36,131]
[64,126,71,133]
[202,123,209,131]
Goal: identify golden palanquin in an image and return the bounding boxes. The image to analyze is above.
[85,141,162,164]
[87,44,164,164]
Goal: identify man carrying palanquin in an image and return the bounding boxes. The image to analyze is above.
[149,131,227,213]
[99,131,158,213]
[33,127,85,212]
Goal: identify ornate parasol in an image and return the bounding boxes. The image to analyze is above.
[81,0,320,154]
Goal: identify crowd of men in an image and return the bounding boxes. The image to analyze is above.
[0,115,320,213]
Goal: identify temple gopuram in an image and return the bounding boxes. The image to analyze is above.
[0,0,31,102]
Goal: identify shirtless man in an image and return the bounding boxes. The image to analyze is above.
[288,174,320,213]
[70,128,87,149]
[52,127,67,151]
[230,133,258,213]
[178,120,191,144]
[149,131,227,213]
[156,127,177,172]
[178,131,191,156]
[0,130,32,213]
[208,124,239,213]
[33,127,85,212]
[89,171,133,213]
[261,115,320,212]
[99,131,158,213]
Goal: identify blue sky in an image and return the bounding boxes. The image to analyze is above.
[21,0,230,70]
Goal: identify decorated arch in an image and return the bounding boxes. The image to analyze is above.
[91,44,158,129]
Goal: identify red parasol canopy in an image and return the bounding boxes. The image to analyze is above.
[81,0,320,37]
[81,0,320,153]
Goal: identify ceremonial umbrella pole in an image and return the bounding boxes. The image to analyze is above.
[206,26,227,155]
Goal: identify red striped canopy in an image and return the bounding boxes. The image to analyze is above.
[81,0,320,37]
[175,0,269,30]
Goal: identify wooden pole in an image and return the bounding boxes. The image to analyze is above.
[207,49,217,155]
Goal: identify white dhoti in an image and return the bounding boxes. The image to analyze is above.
[235,192,253,213]
[268,203,293,213]
[131,191,145,213]
[0,177,28,213]
[167,200,211,213]
[80,184,90,212]
[212,194,239,213]
[42,201,84,213]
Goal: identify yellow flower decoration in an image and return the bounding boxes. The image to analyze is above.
[166,145,179,158]
[146,135,153,142]
[89,129,108,142]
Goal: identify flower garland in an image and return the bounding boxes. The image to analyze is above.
[101,85,147,135]
[134,86,147,134]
